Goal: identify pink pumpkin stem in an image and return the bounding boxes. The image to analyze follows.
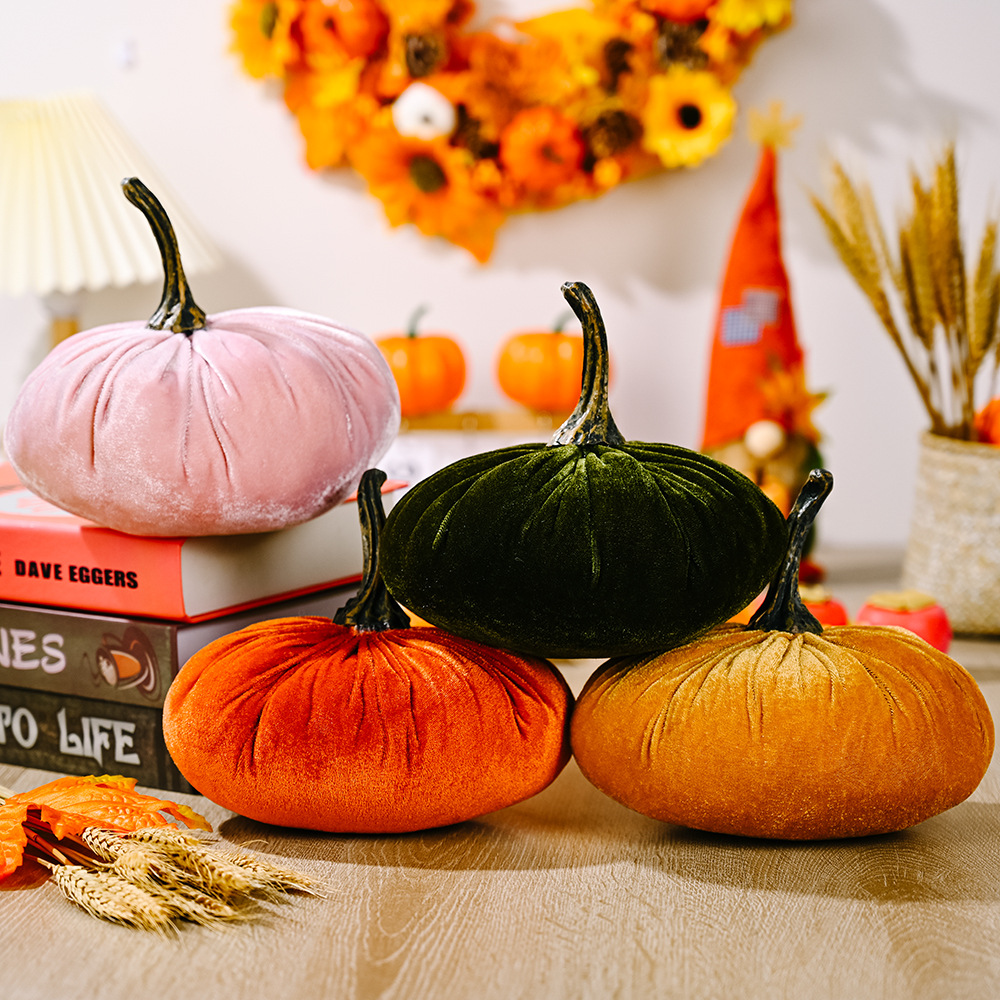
[121,176,207,335]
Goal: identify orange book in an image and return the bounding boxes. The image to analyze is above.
[0,463,406,622]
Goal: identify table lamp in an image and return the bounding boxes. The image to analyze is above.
[0,91,221,345]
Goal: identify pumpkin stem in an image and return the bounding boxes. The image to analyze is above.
[121,177,207,335]
[552,310,573,334]
[747,469,833,635]
[334,469,411,632]
[407,304,429,338]
[549,282,625,447]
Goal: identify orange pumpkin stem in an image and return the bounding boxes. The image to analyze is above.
[121,177,207,336]
[748,468,832,635]
[550,282,624,448]
[333,468,411,632]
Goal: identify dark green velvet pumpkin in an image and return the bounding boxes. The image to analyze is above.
[380,282,788,659]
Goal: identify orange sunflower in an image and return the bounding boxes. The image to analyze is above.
[350,124,505,261]
[640,65,735,168]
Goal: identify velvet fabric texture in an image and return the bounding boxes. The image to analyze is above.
[162,618,572,833]
[379,441,789,659]
[3,307,400,536]
[571,624,995,840]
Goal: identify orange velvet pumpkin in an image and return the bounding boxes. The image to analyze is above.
[162,469,571,833]
[571,470,995,840]
[496,312,586,414]
[376,306,466,417]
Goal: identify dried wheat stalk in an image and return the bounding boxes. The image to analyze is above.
[812,144,1000,439]
[43,825,320,930]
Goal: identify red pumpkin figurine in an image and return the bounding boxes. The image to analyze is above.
[856,589,953,653]
[163,468,573,833]
[975,398,1000,444]
[376,306,466,418]
[799,583,848,626]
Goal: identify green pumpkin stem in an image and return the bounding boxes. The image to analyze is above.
[550,282,625,447]
[552,310,573,334]
[334,469,411,632]
[121,177,207,335]
[747,468,833,635]
[407,304,430,338]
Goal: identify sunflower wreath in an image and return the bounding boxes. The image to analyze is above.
[231,0,794,261]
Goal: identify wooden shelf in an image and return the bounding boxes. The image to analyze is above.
[399,409,569,433]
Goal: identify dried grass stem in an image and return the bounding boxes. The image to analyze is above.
[813,144,1000,439]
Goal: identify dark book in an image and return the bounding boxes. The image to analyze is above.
[0,684,193,793]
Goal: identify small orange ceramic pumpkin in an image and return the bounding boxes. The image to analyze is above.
[571,470,994,840]
[376,306,466,417]
[163,469,572,833]
[496,311,586,414]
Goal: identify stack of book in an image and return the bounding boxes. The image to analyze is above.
[0,463,405,792]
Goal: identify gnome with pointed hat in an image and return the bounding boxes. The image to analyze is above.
[701,103,825,520]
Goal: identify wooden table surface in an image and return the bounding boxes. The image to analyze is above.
[3,549,999,1000]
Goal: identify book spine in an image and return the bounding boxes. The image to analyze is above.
[0,519,188,619]
[0,685,193,794]
[0,602,179,708]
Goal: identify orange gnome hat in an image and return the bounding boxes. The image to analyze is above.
[701,105,821,453]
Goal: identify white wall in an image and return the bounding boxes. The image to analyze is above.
[1,0,998,547]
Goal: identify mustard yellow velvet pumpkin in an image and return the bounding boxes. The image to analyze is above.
[571,470,995,840]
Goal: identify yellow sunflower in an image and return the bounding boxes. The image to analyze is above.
[640,66,736,168]
[712,0,793,35]
[350,124,506,262]
[230,0,302,79]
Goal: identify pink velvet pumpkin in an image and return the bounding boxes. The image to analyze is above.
[2,178,400,537]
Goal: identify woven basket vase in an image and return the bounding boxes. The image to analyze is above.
[902,432,1000,634]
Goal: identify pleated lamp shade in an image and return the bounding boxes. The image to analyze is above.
[0,92,221,306]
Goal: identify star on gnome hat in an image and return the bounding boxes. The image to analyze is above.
[701,102,825,524]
